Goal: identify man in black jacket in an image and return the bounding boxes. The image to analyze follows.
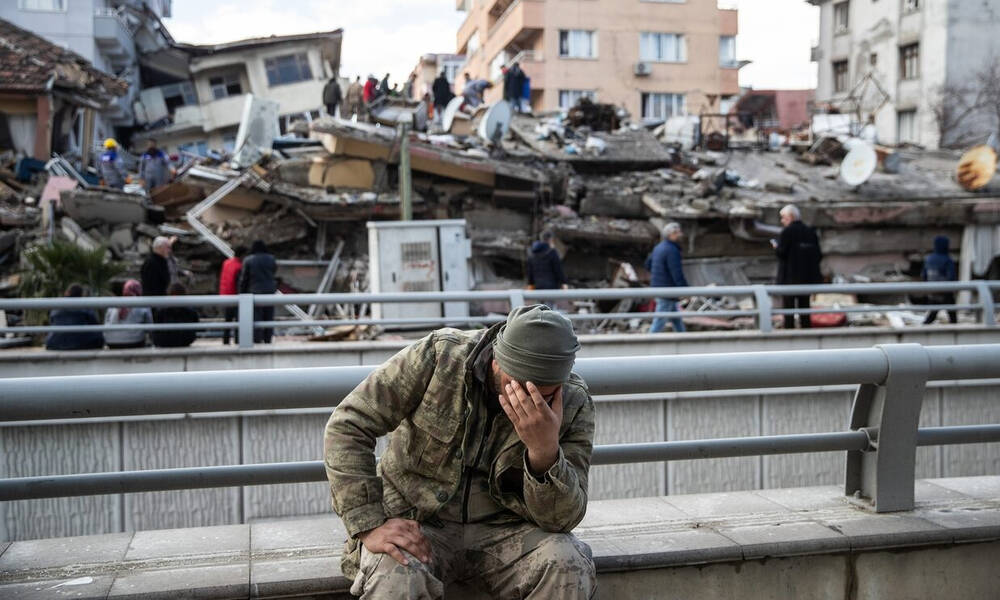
[773,205,823,328]
[322,77,342,117]
[431,70,454,115]
[526,231,568,308]
[239,240,278,343]
[140,236,173,296]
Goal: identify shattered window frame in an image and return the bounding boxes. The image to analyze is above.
[265,53,314,87]
[640,92,686,122]
[639,32,686,63]
[899,43,919,80]
[209,72,243,100]
[558,30,598,59]
[558,90,596,110]
[833,60,848,93]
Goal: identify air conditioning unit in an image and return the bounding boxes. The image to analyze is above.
[634,62,651,77]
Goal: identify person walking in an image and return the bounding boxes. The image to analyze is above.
[773,204,823,329]
[219,246,245,345]
[363,75,377,104]
[239,240,277,344]
[431,70,454,115]
[645,222,689,333]
[325,304,596,598]
[322,77,342,118]
[104,279,152,349]
[140,236,174,297]
[922,235,958,325]
[138,138,170,193]
[526,230,568,307]
[99,138,126,189]
[344,76,364,121]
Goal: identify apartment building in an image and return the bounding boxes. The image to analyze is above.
[133,31,342,155]
[453,0,740,122]
[809,0,1000,148]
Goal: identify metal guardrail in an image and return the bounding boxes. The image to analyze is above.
[0,343,998,513]
[0,281,996,348]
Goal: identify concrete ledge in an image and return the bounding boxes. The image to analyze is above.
[1,477,999,599]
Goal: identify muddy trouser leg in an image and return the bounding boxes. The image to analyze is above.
[349,522,462,600]
[468,521,596,600]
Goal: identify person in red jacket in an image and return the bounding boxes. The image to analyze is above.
[219,246,245,345]
[362,74,376,103]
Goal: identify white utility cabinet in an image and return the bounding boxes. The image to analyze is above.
[368,219,472,322]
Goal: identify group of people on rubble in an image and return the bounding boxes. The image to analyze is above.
[99,137,172,193]
[45,238,278,351]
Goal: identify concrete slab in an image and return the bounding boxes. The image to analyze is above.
[715,521,848,559]
[108,563,249,599]
[250,515,345,557]
[250,555,350,598]
[592,528,743,571]
[930,476,1000,501]
[0,575,115,599]
[914,479,975,505]
[124,524,248,562]
[853,541,1000,600]
[662,490,790,519]
[913,505,1000,540]
[817,513,953,550]
[752,485,847,511]
[0,532,132,573]
[578,497,688,529]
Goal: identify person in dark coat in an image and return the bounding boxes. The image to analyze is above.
[151,283,199,348]
[239,240,278,343]
[45,283,104,351]
[505,62,526,112]
[922,235,958,324]
[773,204,823,329]
[141,236,173,296]
[431,70,454,114]
[378,73,390,98]
[526,231,568,308]
[645,222,688,333]
[322,77,342,117]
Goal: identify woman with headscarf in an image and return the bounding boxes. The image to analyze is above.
[104,279,153,349]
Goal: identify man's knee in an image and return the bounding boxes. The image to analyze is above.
[526,533,596,591]
[351,548,443,599]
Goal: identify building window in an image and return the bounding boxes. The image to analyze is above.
[441,60,463,83]
[559,30,597,59]
[160,82,197,113]
[641,92,686,121]
[719,95,737,115]
[18,0,65,11]
[869,53,877,67]
[640,33,686,63]
[178,140,208,157]
[833,60,848,92]
[897,109,917,144]
[719,36,737,67]
[834,2,849,34]
[559,90,596,110]
[209,73,243,100]
[899,43,919,80]
[466,32,480,56]
[903,0,920,12]
[265,54,313,87]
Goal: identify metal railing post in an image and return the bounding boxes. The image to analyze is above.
[238,294,254,349]
[845,343,929,512]
[975,281,997,327]
[753,285,773,333]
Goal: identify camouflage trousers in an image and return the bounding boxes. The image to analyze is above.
[349,520,596,599]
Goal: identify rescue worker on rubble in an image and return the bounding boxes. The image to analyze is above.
[462,77,492,109]
[325,304,597,599]
[100,138,127,189]
[344,76,364,121]
[323,76,343,118]
[431,70,454,116]
[138,138,170,193]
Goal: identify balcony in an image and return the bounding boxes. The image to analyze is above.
[487,0,544,51]
[201,94,249,131]
[93,8,135,64]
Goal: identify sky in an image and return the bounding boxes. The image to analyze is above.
[165,0,819,90]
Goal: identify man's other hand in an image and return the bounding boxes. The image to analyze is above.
[358,518,432,566]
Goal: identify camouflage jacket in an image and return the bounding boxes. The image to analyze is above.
[324,325,595,576]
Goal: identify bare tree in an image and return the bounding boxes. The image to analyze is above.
[931,54,1000,148]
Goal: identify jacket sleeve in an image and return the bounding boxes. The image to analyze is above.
[323,333,438,538]
[775,227,792,259]
[550,249,567,286]
[238,261,248,293]
[667,247,688,288]
[520,387,595,532]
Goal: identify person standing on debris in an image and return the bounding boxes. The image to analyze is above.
[325,304,596,598]
[104,279,152,349]
[218,246,245,345]
[151,283,199,348]
[45,283,105,351]
[345,76,364,121]
[921,235,958,325]
[141,236,174,296]
[239,240,277,344]
[363,75,377,104]
[431,70,454,115]
[100,138,126,190]
[403,73,416,100]
[138,139,170,193]
[646,222,689,333]
[505,62,526,113]
[773,204,823,329]
[323,76,343,118]
[378,73,391,98]
[526,230,568,308]
[462,78,492,109]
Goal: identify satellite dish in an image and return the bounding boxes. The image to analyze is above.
[441,97,464,134]
[956,145,998,191]
[477,101,513,142]
[840,139,877,186]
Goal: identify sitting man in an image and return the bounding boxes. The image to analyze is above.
[324,304,596,599]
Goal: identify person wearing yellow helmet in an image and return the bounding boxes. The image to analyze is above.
[100,138,126,189]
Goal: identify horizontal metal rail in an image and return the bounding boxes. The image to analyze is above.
[0,281,994,346]
[2,425,997,501]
